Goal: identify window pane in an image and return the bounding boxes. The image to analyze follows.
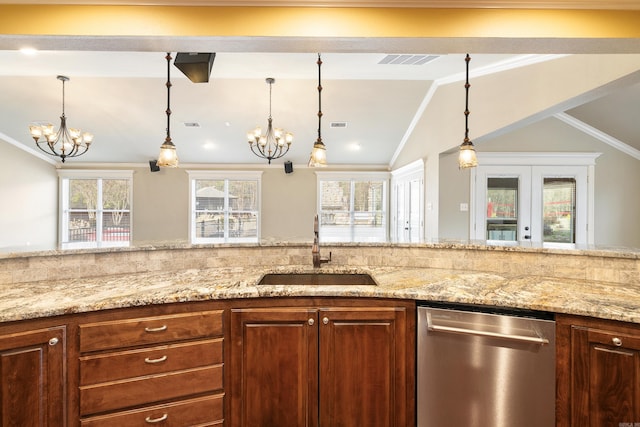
[354,181,383,212]
[486,177,518,241]
[195,214,225,238]
[196,180,225,211]
[229,180,258,211]
[102,212,130,242]
[230,212,258,238]
[69,179,97,210]
[103,179,130,210]
[321,181,350,211]
[543,178,576,244]
[67,212,96,242]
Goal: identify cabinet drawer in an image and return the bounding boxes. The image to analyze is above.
[80,310,223,352]
[80,364,223,415]
[80,394,224,427]
[80,338,223,385]
[588,328,640,351]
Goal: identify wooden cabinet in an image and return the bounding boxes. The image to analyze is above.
[0,325,66,427]
[78,310,226,426]
[229,299,415,427]
[557,314,640,427]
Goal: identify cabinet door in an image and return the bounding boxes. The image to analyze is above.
[0,326,66,427]
[571,326,640,427]
[319,307,409,427]
[230,308,318,427]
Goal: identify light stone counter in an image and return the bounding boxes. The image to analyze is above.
[2,263,640,325]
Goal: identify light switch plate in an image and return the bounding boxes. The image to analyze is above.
[460,203,469,212]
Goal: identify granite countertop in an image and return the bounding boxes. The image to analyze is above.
[2,265,640,325]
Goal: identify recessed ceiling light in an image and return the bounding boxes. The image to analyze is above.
[19,47,38,56]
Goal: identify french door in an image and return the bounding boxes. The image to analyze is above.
[473,164,589,247]
[391,161,424,243]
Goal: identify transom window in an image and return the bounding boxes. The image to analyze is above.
[317,172,389,243]
[58,170,132,250]
[189,171,262,244]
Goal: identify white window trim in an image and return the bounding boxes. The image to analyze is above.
[58,169,133,250]
[316,171,390,243]
[470,152,600,247]
[187,170,263,244]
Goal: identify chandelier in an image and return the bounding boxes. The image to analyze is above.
[157,52,179,167]
[458,54,478,169]
[29,75,93,163]
[247,77,293,164]
[308,53,327,167]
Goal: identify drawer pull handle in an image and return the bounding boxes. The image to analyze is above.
[612,337,623,347]
[145,413,168,423]
[144,355,168,364]
[144,325,168,333]
[48,337,59,346]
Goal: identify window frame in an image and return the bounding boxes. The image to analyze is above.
[58,169,133,250]
[188,170,262,244]
[316,171,390,243]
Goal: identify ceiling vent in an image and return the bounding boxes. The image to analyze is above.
[174,52,216,83]
[378,54,440,65]
[330,122,348,128]
[183,122,200,128]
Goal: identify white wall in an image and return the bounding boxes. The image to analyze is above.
[0,142,58,251]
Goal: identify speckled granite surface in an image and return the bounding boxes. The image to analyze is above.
[3,264,640,325]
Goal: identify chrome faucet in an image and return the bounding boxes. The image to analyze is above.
[312,214,331,268]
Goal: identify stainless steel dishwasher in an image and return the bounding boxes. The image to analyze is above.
[417,303,556,427]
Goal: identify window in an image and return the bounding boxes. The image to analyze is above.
[189,171,262,244]
[317,172,389,242]
[59,170,132,250]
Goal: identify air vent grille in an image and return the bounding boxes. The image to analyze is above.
[378,54,440,65]
[330,122,348,128]
[184,122,200,127]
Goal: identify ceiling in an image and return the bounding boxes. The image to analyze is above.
[1,1,639,167]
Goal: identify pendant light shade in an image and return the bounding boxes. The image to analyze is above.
[308,54,327,167]
[157,52,179,167]
[458,54,478,169]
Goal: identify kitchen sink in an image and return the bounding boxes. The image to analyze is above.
[257,273,377,286]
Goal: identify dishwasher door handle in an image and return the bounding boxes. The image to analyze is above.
[426,313,550,345]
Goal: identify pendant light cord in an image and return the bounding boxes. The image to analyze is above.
[316,53,323,143]
[165,52,172,142]
[464,54,470,142]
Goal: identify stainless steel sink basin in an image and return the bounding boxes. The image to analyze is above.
[257,273,377,286]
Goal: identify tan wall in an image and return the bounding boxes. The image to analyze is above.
[0,142,58,251]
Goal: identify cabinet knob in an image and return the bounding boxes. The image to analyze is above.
[48,337,59,346]
[308,318,314,326]
[612,337,623,347]
[323,317,329,325]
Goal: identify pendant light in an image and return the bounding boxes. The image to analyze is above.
[157,52,178,167]
[458,53,478,169]
[308,53,327,167]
